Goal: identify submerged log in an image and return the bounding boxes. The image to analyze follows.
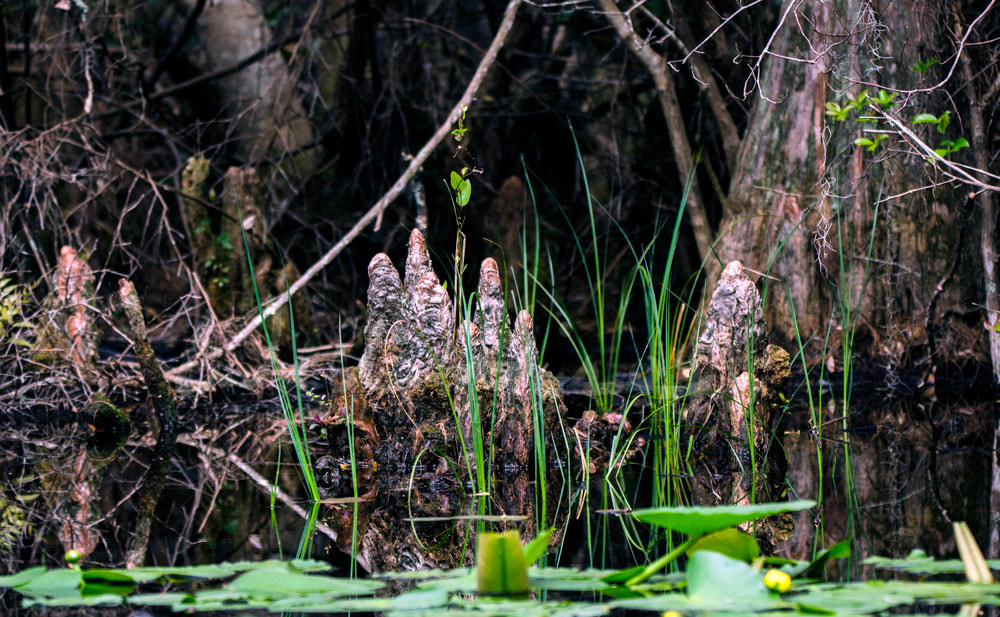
[685,261,791,544]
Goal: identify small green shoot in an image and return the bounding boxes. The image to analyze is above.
[912,57,940,72]
[450,169,472,207]
[913,110,951,133]
[853,135,887,151]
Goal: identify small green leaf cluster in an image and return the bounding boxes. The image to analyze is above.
[827,86,969,159]
[0,277,33,349]
[825,88,896,122]
[197,226,234,289]
[448,105,477,208]
[912,57,940,72]
[0,493,33,551]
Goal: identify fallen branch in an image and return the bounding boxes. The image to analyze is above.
[166,0,524,381]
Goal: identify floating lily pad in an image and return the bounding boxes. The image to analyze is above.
[632,500,816,536]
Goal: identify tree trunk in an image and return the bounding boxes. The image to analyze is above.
[716,0,994,560]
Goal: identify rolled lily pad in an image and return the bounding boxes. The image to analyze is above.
[632,500,815,536]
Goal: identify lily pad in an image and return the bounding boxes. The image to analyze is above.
[686,528,761,562]
[632,500,816,536]
[227,563,383,597]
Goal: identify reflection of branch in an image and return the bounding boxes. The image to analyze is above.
[166,0,525,380]
[596,0,712,263]
[177,435,339,542]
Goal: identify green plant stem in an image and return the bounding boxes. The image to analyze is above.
[625,534,700,587]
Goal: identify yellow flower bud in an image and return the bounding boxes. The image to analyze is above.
[763,569,792,593]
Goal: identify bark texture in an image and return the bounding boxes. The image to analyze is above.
[685,261,791,547]
[718,0,993,559]
[357,228,566,468]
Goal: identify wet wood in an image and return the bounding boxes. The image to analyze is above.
[357,228,566,469]
[685,261,791,546]
[118,279,180,569]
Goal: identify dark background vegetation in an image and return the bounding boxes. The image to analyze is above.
[1,0,999,583]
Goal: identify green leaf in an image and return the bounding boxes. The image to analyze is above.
[854,138,874,147]
[913,113,939,124]
[600,565,646,585]
[952,137,970,150]
[685,528,761,563]
[450,171,462,190]
[0,566,46,588]
[457,179,471,207]
[523,528,555,565]
[803,540,852,578]
[476,530,530,596]
[228,564,383,597]
[936,111,951,133]
[80,570,135,597]
[15,568,82,599]
[632,500,815,536]
[686,551,769,600]
[934,148,950,158]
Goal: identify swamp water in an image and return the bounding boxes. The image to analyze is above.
[1,372,996,617]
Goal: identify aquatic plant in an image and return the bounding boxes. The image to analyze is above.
[4,505,999,615]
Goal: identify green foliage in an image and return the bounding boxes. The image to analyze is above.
[828,87,968,158]
[5,533,1000,615]
[0,277,33,348]
[199,229,233,289]
[685,528,760,563]
[853,135,887,151]
[448,105,476,208]
[450,169,472,207]
[912,57,940,72]
[913,110,950,133]
[631,500,816,536]
[0,493,33,551]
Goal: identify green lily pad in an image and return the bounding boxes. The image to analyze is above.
[632,500,815,536]
[687,551,769,600]
[227,563,383,597]
[686,528,761,562]
[0,566,46,588]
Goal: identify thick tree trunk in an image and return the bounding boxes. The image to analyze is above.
[716,0,993,559]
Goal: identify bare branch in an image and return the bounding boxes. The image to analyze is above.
[596,0,713,263]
